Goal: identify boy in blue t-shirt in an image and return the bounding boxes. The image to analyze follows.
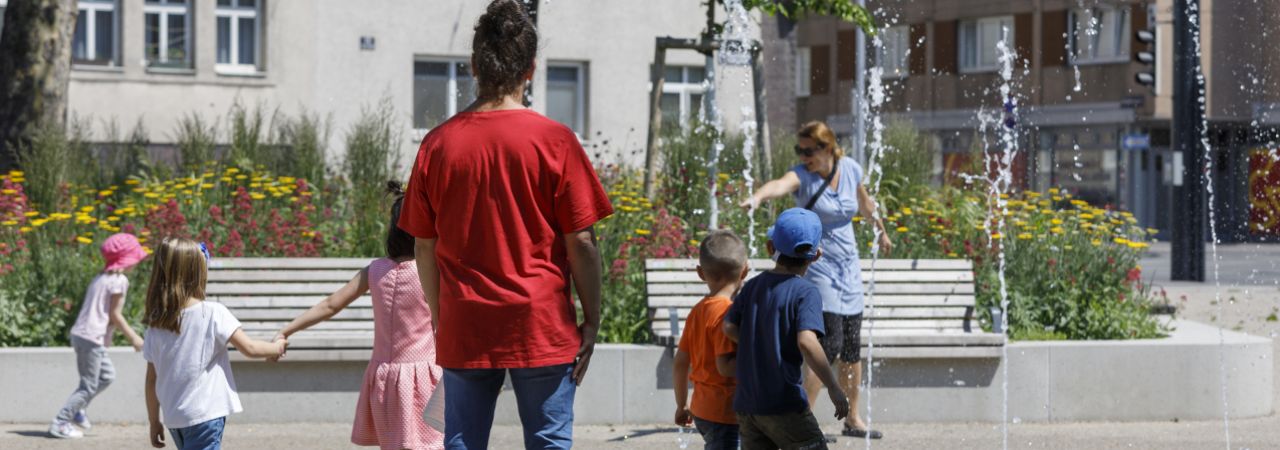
[723,208,850,449]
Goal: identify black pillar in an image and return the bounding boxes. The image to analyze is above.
[1171,0,1206,281]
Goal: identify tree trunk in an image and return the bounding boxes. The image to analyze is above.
[0,0,78,171]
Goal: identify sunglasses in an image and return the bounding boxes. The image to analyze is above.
[794,143,826,157]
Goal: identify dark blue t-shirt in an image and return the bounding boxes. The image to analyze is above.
[726,271,826,415]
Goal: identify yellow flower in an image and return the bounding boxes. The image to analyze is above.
[689,239,700,246]
[1113,237,1129,245]
[947,252,959,257]
[221,177,234,183]
[144,192,160,199]
[1,220,16,226]
[852,216,863,223]
[896,226,909,233]
[1127,241,1149,249]
[235,175,248,180]
[279,176,297,184]
[1091,239,1101,246]
[902,207,913,216]
[1050,219,1063,225]
[990,233,1003,240]
[1080,213,1095,220]
[1050,227,1064,234]
[76,236,93,245]
[1017,233,1032,240]
[19,226,31,233]
[226,167,240,174]
[201,183,214,189]
[23,211,39,217]
[31,218,48,227]
[717,173,730,180]
[250,193,266,200]
[98,190,113,197]
[124,179,140,185]
[1146,228,1159,234]
[635,229,651,236]
[8,170,24,177]
[1048,188,1059,194]
[249,183,262,189]
[1,189,15,195]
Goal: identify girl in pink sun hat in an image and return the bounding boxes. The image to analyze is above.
[48,233,149,439]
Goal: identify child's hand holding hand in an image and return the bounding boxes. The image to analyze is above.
[149,420,166,448]
[274,337,289,358]
[267,333,287,362]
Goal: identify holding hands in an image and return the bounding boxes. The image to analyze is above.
[267,333,289,362]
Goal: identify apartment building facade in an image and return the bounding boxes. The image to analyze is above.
[780,0,1280,241]
[0,0,757,169]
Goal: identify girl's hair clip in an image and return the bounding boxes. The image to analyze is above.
[199,242,212,262]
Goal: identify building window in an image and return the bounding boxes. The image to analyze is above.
[413,60,476,130]
[73,0,119,66]
[216,0,261,74]
[547,63,587,136]
[145,0,191,69]
[1070,5,1130,64]
[876,25,910,78]
[796,47,811,97]
[658,65,706,127]
[958,16,1013,72]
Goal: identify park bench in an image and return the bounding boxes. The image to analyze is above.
[206,258,376,361]
[644,258,1004,358]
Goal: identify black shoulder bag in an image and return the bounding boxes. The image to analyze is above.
[803,156,839,210]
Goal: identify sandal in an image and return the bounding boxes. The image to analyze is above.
[842,426,883,439]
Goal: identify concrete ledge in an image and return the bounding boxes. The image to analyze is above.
[0,320,1269,424]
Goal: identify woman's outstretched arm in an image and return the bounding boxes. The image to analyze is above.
[740,170,802,208]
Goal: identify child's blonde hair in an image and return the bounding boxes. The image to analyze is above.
[143,238,208,334]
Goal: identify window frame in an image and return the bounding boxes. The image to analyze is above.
[876,25,911,79]
[412,58,476,132]
[215,0,262,75]
[144,0,193,69]
[1068,5,1131,65]
[73,0,121,67]
[546,61,588,137]
[796,47,812,97]
[658,65,708,127]
[958,15,1014,73]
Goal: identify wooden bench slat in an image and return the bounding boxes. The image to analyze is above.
[645,294,978,309]
[239,321,376,331]
[211,258,372,269]
[646,259,973,271]
[216,296,373,309]
[207,283,349,295]
[648,283,974,296]
[646,271,974,283]
[650,330,1005,347]
[208,270,361,282]
[228,308,375,321]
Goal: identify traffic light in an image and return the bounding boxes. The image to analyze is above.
[1134,28,1156,88]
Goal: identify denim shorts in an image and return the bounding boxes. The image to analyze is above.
[169,416,226,450]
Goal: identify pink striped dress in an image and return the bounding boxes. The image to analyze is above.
[351,258,444,450]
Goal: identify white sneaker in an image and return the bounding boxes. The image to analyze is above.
[48,420,83,439]
[73,410,92,431]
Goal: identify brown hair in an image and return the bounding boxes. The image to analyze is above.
[385,181,414,259]
[143,238,207,334]
[472,0,538,100]
[798,121,846,158]
[699,230,748,282]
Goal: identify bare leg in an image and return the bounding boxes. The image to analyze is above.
[840,361,868,430]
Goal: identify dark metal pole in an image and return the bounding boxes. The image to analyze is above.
[1171,0,1205,281]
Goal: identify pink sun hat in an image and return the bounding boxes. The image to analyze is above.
[102,233,148,271]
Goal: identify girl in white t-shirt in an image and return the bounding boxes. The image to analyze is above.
[141,238,287,450]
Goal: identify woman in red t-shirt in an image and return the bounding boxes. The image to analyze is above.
[397,1,613,448]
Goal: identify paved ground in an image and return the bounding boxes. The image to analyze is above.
[4,243,1278,449]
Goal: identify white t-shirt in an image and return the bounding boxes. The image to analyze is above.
[70,272,129,346]
[143,301,244,429]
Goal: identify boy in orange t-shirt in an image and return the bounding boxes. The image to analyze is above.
[674,230,750,449]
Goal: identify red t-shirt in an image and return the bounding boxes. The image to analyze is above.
[398,109,614,369]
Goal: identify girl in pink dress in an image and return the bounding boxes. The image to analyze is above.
[275,182,443,450]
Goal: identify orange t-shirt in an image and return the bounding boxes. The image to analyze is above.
[677,295,738,424]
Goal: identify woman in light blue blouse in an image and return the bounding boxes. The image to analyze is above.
[740,121,892,439]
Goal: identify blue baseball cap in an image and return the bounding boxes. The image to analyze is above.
[767,208,822,260]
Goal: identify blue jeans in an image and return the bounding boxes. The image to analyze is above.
[169,417,225,450]
[444,363,576,450]
[693,416,740,450]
